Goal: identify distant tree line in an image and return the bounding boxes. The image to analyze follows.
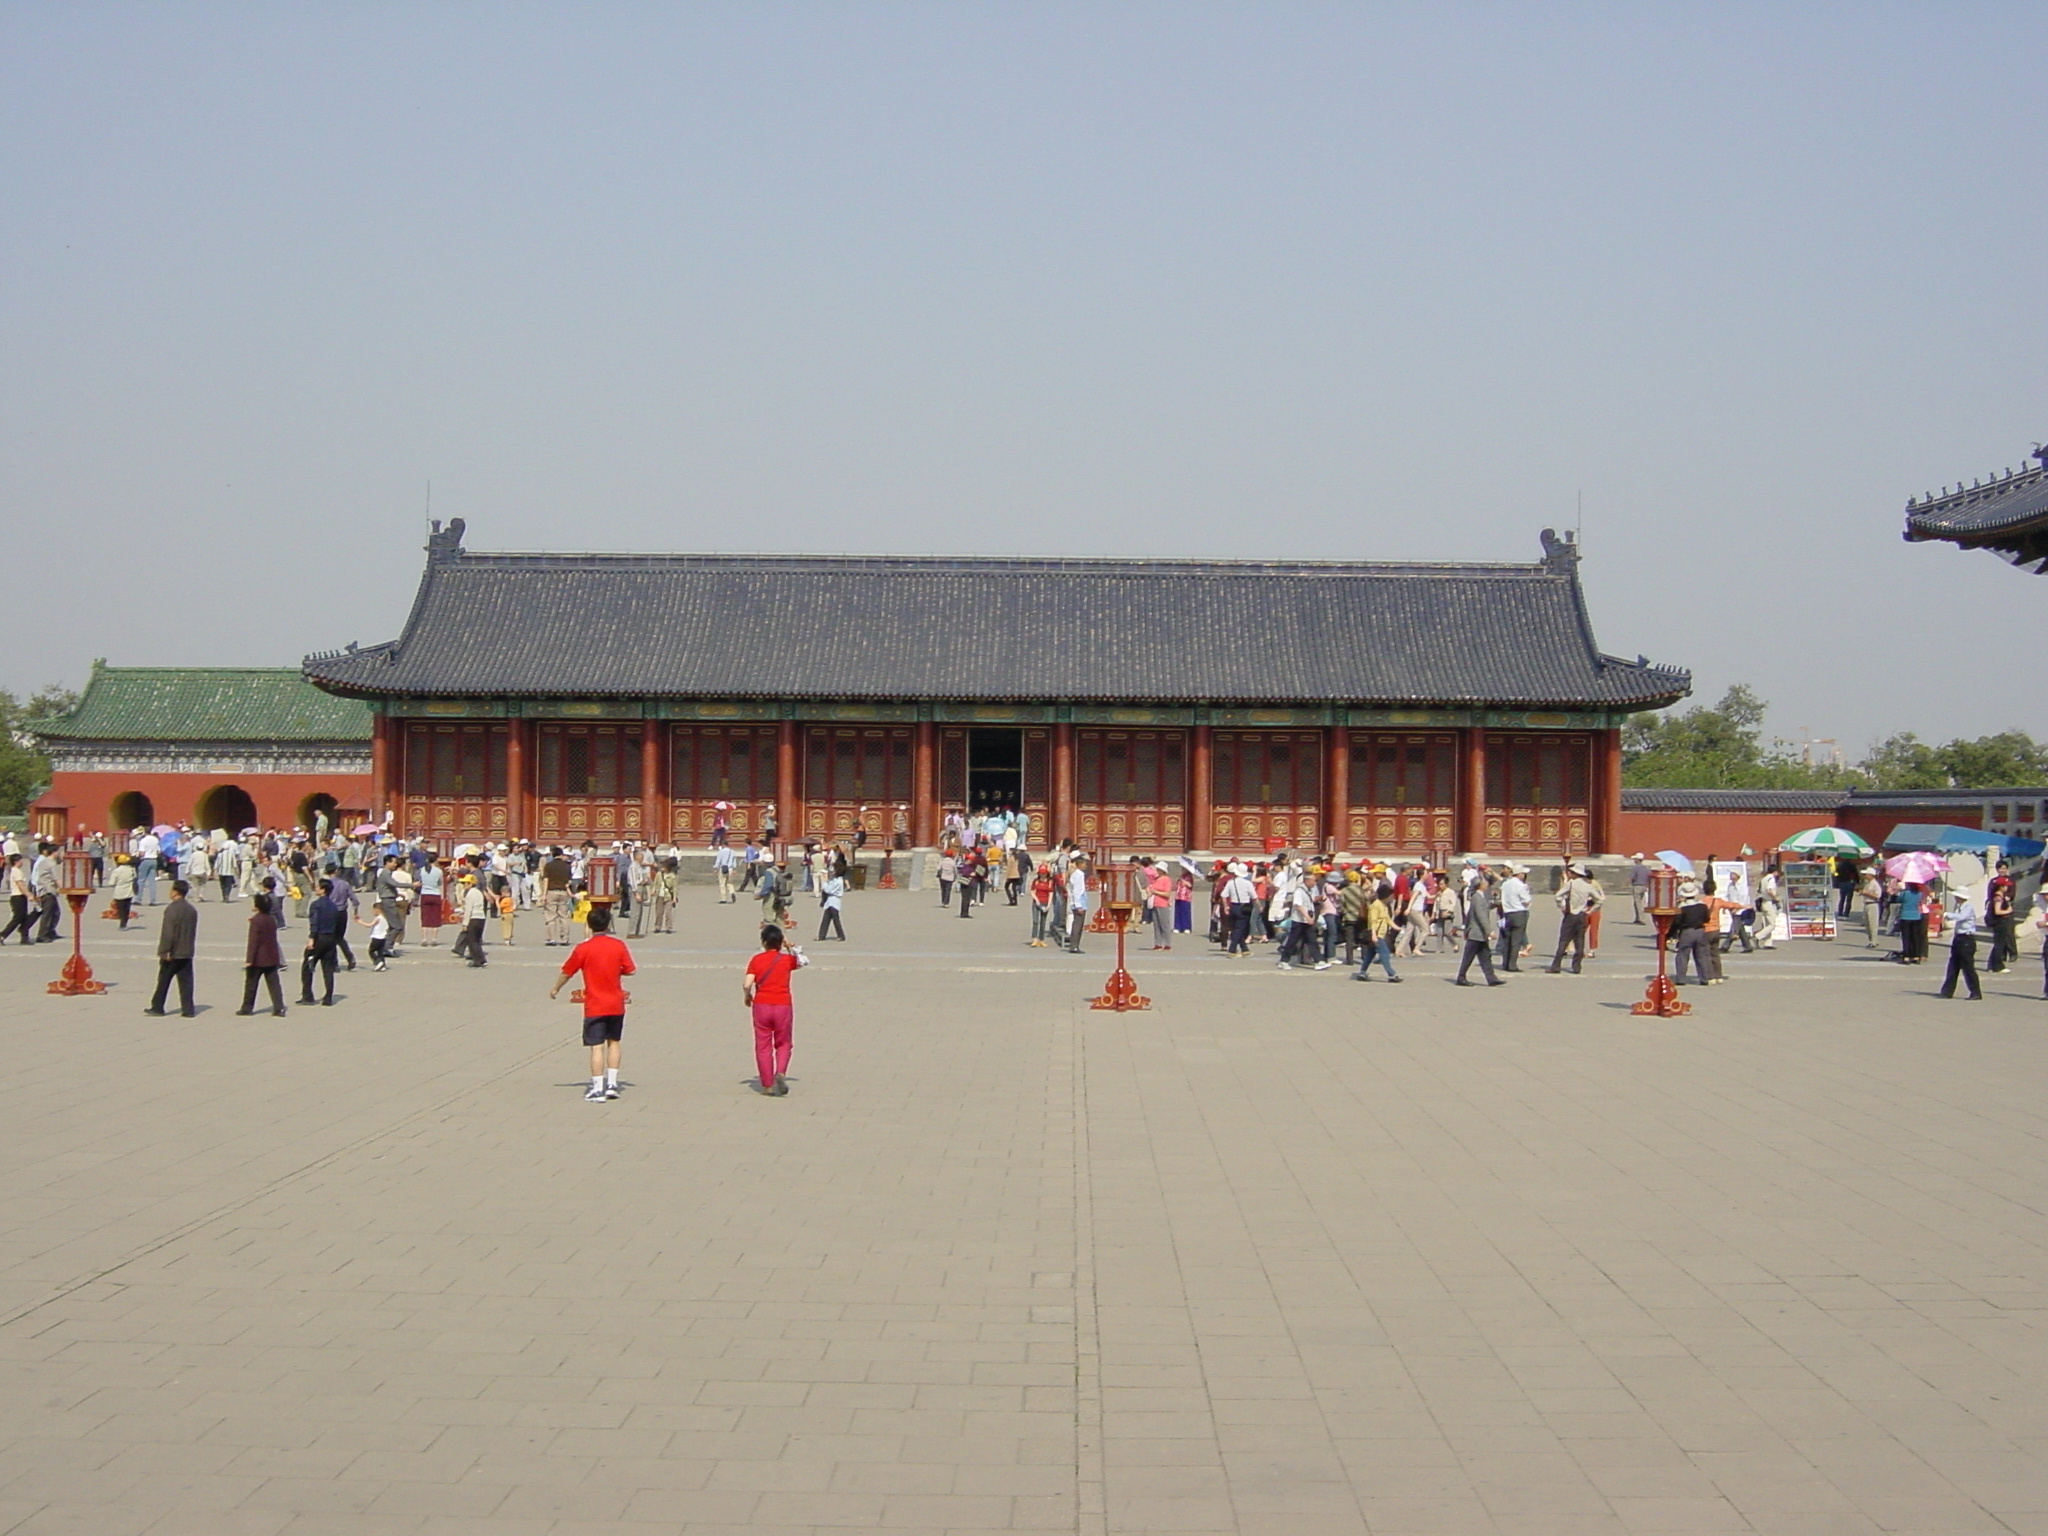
[0,685,81,818]
[1623,685,2048,791]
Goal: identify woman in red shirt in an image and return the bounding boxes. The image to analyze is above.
[743,924,808,1096]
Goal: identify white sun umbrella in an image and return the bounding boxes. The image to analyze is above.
[1781,826,1873,856]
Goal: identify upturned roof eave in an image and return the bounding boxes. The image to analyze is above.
[296,677,1689,713]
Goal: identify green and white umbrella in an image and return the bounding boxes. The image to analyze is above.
[1780,826,1872,855]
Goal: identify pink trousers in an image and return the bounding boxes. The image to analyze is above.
[752,1002,793,1089]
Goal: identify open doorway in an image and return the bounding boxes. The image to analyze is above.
[110,790,155,832]
[195,783,258,835]
[297,792,339,836]
[967,729,1022,816]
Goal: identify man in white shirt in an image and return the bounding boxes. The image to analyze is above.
[1221,863,1257,956]
[1938,890,1982,1002]
[135,829,162,905]
[30,844,63,943]
[1495,863,1532,972]
[714,840,738,903]
[1065,858,1091,955]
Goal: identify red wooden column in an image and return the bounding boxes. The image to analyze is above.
[370,713,393,822]
[1458,726,1488,854]
[640,723,664,843]
[1052,723,1076,845]
[1323,727,1350,855]
[911,721,937,846]
[1597,728,1624,856]
[776,720,801,848]
[1188,724,1214,852]
[504,717,530,840]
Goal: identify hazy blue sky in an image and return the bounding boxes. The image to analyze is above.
[5,3,2043,756]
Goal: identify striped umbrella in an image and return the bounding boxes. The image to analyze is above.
[1780,826,1872,856]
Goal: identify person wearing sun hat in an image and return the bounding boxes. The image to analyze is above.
[1669,879,1716,985]
[1629,853,1652,923]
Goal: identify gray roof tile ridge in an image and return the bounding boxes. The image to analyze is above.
[440,548,1557,579]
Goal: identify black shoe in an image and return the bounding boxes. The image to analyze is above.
[271,1008,288,1017]
[296,997,317,1006]
[234,1008,255,1016]
[1387,975,1403,983]
[321,998,335,1006]
[1454,978,1475,986]
[181,1010,196,1018]
[142,1008,167,1016]
[1543,966,1562,974]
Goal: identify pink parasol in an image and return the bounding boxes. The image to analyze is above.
[1883,851,1949,885]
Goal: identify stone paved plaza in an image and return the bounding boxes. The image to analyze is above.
[4,885,2048,1535]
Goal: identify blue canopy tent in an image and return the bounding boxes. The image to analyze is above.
[1881,823,2046,859]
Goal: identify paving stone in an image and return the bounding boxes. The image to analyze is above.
[7,900,2048,1530]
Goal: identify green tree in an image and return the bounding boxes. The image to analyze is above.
[0,685,81,817]
[1861,732,1946,791]
[1938,731,2048,788]
[1622,685,1844,789]
[1861,730,2046,789]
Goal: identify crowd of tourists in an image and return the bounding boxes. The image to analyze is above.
[8,807,2045,1106]
[931,812,1620,985]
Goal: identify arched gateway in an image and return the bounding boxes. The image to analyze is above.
[303,521,1690,859]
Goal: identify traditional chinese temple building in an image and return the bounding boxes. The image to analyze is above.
[27,664,373,841]
[300,520,1689,857]
[1903,443,2048,572]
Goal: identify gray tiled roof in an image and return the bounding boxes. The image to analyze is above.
[1903,448,2048,571]
[1621,788,1846,813]
[304,526,1689,710]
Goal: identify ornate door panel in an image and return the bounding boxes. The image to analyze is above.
[536,724,645,840]
[1074,729,1186,848]
[802,727,913,838]
[669,724,778,839]
[1347,732,1457,849]
[1482,732,1592,854]
[1209,730,1320,852]
[401,722,509,839]
[1020,728,1051,841]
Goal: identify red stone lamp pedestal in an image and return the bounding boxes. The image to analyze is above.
[1090,899,1151,1013]
[49,850,107,997]
[1631,908,1690,1018]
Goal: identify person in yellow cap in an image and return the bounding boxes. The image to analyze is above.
[451,873,490,967]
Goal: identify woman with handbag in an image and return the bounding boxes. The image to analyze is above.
[743,925,809,1096]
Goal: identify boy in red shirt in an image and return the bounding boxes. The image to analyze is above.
[550,904,637,1101]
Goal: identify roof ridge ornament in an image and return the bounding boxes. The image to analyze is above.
[426,518,467,563]
[1539,527,1580,572]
